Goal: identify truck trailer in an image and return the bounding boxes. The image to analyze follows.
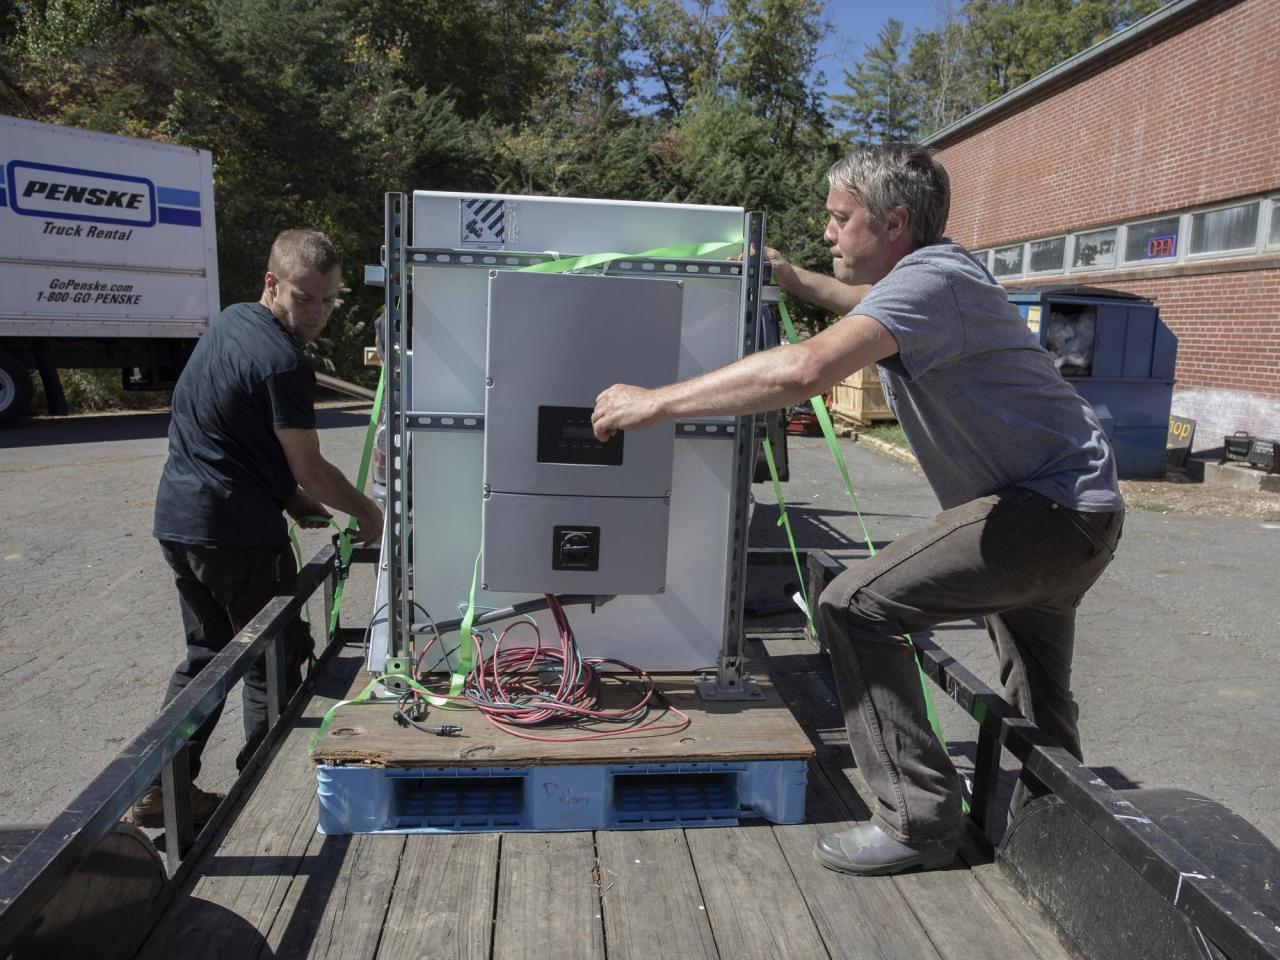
[0,115,219,426]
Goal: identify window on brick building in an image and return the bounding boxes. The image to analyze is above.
[1124,217,1181,262]
[992,244,1024,277]
[1029,237,1066,274]
[1190,202,1259,256]
[1071,229,1116,270]
[1267,199,1280,248]
[970,249,990,270]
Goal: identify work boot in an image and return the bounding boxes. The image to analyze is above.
[124,783,224,830]
[814,822,957,876]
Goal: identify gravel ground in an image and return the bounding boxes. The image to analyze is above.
[854,432,1280,521]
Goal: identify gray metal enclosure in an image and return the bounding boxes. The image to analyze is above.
[371,191,768,688]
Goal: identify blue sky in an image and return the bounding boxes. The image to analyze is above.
[816,0,946,98]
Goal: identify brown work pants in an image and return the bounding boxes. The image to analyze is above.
[817,487,1123,844]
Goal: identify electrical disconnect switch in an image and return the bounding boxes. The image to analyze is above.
[553,526,599,571]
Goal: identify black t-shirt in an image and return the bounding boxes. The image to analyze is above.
[153,301,316,547]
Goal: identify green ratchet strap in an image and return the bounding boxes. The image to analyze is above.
[285,368,383,634]
[774,301,956,803]
[288,515,344,628]
[760,431,811,625]
[328,368,385,636]
[309,672,438,751]
[519,240,742,274]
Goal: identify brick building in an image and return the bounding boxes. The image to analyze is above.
[923,0,1280,451]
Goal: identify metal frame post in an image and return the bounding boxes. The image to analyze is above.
[697,210,767,701]
[384,193,412,679]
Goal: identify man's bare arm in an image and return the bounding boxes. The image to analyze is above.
[286,485,332,529]
[767,248,869,317]
[592,313,898,439]
[275,428,383,543]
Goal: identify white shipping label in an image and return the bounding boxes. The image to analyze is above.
[459,198,505,248]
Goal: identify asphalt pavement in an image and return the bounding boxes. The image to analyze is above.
[0,414,1277,845]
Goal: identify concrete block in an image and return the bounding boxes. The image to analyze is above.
[1202,460,1280,493]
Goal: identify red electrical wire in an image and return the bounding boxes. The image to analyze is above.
[411,594,690,742]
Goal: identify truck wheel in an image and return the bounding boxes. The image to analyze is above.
[0,350,34,426]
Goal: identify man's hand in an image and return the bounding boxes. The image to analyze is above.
[760,245,798,293]
[352,500,384,545]
[734,244,798,294]
[592,384,664,441]
[286,488,332,529]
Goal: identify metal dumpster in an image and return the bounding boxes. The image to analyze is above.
[1008,286,1177,478]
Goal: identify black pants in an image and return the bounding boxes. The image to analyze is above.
[817,488,1123,843]
[159,541,314,781]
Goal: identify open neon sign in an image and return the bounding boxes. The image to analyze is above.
[1147,235,1176,258]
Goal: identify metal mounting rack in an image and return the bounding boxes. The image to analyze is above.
[377,192,774,699]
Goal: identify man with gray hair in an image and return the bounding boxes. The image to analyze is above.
[128,229,383,829]
[593,143,1123,876]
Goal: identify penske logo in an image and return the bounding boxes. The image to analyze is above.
[6,161,156,227]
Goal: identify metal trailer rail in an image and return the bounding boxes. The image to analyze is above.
[1,545,1278,960]
[773,547,1280,960]
[0,542,378,958]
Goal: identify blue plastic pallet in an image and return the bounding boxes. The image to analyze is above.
[316,759,808,834]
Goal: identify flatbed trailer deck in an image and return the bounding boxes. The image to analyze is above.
[3,546,1279,960]
[135,649,1073,960]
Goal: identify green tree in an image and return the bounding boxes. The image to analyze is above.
[721,0,829,149]
[623,0,724,116]
[904,0,1166,136]
[833,19,918,144]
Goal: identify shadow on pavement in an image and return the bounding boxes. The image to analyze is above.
[0,404,371,450]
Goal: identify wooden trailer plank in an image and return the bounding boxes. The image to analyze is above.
[595,829,718,960]
[312,674,813,768]
[685,825,832,960]
[263,832,405,960]
[375,833,500,960]
[968,863,1076,960]
[493,832,605,960]
[893,867,1060,960]
[772,762,944,960]
[136,720,329,958]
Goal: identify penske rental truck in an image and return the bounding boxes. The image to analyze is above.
[0,114,219,426]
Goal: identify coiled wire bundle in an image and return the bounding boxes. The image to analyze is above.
[412,594,690,743]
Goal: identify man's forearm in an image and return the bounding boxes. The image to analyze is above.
[286,485,323,516]
[297,460,375,519]
[654,345,819,421]
[781,263,869,317]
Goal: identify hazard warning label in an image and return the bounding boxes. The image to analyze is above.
[459,198,505,248]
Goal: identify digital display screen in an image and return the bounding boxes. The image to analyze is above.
[537,405,624,465]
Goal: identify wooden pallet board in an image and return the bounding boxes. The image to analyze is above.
[311,671,815,769]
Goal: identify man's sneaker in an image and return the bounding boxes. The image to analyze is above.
[124,783,224,830]
[814,822,958,876]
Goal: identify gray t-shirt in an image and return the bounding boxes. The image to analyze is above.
[854,241,1124,512]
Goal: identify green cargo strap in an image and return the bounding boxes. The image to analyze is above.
[309,672,438,751]
[519,240,742,274]
[288,515,345,629]
[760,431,811,626]
[328,367,385,636]
[775,301,954,797]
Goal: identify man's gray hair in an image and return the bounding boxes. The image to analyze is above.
[827,143,950,246]
[267,229,341,281]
